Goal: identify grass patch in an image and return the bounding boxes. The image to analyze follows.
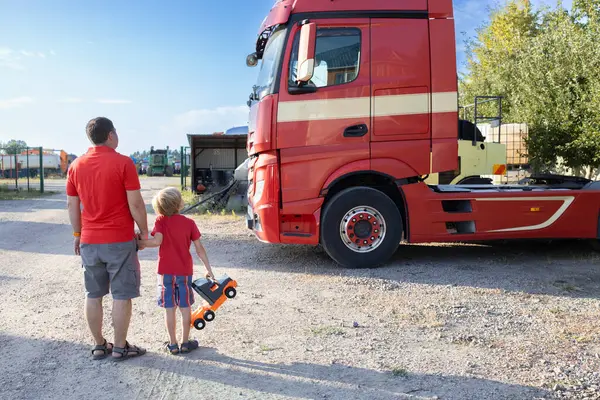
[0,186,55,200]
[259,345,281,352]
[310,325,346,336]
[390,367,409,377]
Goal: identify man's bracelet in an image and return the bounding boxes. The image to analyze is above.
[73,232,81,237]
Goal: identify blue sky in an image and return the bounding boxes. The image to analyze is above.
[0,0,571,157]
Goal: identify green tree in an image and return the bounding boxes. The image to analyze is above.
[3,140,28,154]
[460,0,600,177]
[459,0,539,121]
[510,6,600,176]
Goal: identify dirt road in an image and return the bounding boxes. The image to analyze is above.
[0,178,599,400]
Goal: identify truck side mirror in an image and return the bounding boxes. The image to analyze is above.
[296,22,316,83]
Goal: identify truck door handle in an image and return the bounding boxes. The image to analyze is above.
[343,124,368,137]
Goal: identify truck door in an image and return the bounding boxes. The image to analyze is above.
[277,18,371,204]
[370,18,431,177]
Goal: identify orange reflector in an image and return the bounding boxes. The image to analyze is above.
[493,164,507,175]
[530,207,540,212]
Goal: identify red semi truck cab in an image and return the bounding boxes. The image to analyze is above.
[245,0,600,268]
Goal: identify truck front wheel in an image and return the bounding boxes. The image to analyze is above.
[321,187,403,269]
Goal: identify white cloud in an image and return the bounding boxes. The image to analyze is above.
[37,52,45,58]
[20,50,35,57]
[169,105,249,136]
[96,99,133,104]
[0,47,23,70]
[0,96,34,109]
[50,50,56,56]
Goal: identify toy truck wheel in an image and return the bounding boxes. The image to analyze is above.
[204,310,215,321]
[193,318,206,330]
[590,239,600,252]
[321,186,403,269]
[225,287,237,298]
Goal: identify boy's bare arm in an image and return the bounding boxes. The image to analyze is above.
[193,239,214,278]
[139,232,163,248]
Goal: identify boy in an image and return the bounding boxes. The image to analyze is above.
[138,187,214,354]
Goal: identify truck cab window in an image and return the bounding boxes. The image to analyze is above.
[289,27,361,88]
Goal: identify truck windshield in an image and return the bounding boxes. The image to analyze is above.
[254,27,286,99]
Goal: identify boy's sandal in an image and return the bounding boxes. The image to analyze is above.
[166,343,179,355]
[91,339,113,360]
[112,341,147,361]
[180,340,199,353]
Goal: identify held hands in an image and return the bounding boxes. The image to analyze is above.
[136,230,149,251]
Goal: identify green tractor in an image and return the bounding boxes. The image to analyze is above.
[147,146,174,177]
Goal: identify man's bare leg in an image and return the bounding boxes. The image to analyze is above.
[113,299,131,348]
[86,297,109,356]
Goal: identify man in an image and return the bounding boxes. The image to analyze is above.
[67,117,148,361]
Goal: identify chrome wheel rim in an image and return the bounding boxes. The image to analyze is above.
[339,206,386,253]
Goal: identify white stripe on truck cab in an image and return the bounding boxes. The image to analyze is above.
[276,91,458,123]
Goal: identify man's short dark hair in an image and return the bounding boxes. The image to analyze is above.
[86,117,115,145]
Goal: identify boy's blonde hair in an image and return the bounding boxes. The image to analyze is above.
[152,187,184,217]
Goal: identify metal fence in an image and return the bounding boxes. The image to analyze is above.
[0,146,70,193]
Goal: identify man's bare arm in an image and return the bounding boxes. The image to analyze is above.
[126,189,148,239]
[67,195,82,232]
[67,195,82,255]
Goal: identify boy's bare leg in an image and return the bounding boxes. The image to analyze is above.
[180,307,191,344]
[165,308,178,345]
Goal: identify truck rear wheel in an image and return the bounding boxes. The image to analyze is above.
[321,187,403,269]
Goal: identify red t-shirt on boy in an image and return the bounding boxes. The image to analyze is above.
[151,214,201,276]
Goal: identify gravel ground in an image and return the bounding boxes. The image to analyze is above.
[0,177,599,400]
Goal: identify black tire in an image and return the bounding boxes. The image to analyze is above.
[225,287,237,299]
[320,186,403,269]
[193,318,205,330]
[204,310,215,321]
[165,166,174,177]
[590,239,600,252]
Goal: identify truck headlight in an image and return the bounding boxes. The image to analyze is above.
[253,180,265,203]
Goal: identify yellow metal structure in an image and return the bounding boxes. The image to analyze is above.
[425,140,507,185]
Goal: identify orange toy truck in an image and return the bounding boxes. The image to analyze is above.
[190,274,238,330]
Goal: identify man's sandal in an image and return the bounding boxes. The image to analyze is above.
[166,343,179,355]
[180,340,199,354]
[112,341,147,361]
[91,339,113,360]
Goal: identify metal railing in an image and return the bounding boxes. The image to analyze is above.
[0,146,47,193]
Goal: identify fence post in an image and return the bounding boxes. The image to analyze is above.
[180,146,184,189]
[39,147,44,193]
[26,147,30,192]
[14,151,18,191]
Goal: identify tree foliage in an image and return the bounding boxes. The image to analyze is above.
[460,0,600,176]
[0,140,28,155]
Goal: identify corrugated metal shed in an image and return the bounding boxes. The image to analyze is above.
[186,126,249,192]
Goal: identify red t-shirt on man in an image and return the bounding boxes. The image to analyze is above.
[66,146,141,244]
[151,214,201,276]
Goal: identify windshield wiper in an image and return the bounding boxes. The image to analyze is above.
[247,85,260,107]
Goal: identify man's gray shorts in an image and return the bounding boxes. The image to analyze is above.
[80,239,141,300]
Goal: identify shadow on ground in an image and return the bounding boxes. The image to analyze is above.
[0,334,550,400]
[0,220,73,255]
[0,196,67,213]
